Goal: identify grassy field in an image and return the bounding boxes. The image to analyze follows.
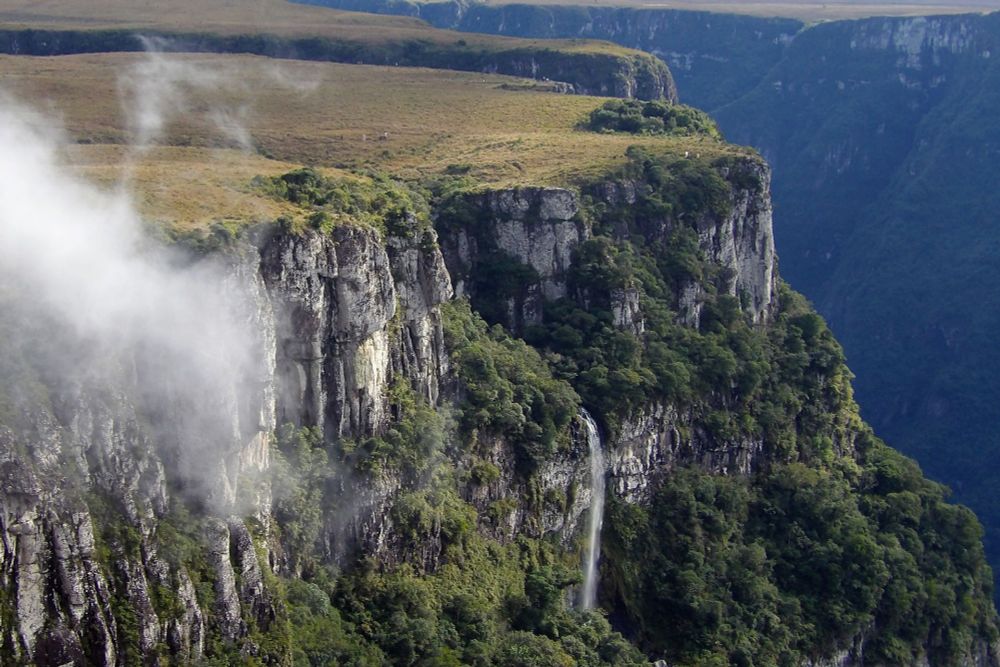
[0,0,636,56]
[0,52,741,231]
[480,0,998,20]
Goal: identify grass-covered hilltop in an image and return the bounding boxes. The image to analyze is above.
[0,2,997,666]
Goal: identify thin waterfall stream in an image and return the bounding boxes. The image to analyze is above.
[580,408,606,610]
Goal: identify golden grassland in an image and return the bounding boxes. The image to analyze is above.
[0,52,747,230]
[481,0,997,20]
[66,145,304,232]
[0,0,636,56]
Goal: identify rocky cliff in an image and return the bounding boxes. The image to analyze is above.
[0,151,996,666]
[436,157,779,499]
[0,26,676,102]
[303,0,1000,616]
[295,0,799,109]
[0,217,448,662]
[439,157,775,336]
[438,186,588,333]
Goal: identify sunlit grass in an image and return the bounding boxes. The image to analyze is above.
[2,52,750,230]
[65,145,303,232]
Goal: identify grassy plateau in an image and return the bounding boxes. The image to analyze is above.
[0,51,738,232]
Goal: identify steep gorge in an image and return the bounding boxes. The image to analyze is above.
[302,0,1000,610]
[0,126,996,666]
[710,13,1000,600]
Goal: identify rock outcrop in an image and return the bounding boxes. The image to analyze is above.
[592,157,777,328]
[438,186,587,332]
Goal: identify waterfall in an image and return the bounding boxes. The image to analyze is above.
[580,408,606,610]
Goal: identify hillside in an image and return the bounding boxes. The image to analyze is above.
[0,14,997,667]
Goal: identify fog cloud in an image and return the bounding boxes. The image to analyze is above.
[120,37,253,150]
[0,52,275,510]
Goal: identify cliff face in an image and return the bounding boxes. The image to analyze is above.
[476,47,676,100]
[294,0,798,109]
[436,158,779,509]
[439,158,775,335]
[0,246,279,664]
[259,220,455,571]
[590,158,776,328]
[0,27,676,102]
[0,152,997,666]
[594,159,779,502]
[0,218,455,662]
[438,186,587,333]
[0,157,777,662]
[260,222,451,439]
[315,0,1000,612]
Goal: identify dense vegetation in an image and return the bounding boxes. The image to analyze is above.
[279,543,647,667]
[236,323,641,666]
[442,301,580,475]
[430,153,1000,663]
[253,167,431,237]
[607,443,998,666]
[708,11,1000,600]
[586,100,721,139]
[492,154,997,663]
[56,151,994,666]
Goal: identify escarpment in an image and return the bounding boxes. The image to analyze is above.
[313,0,1000,622]
[0,152,997,666]
[296,0,798,109]
[435,156,780,502]
[0,27,676,103]
[439,155,776,334]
